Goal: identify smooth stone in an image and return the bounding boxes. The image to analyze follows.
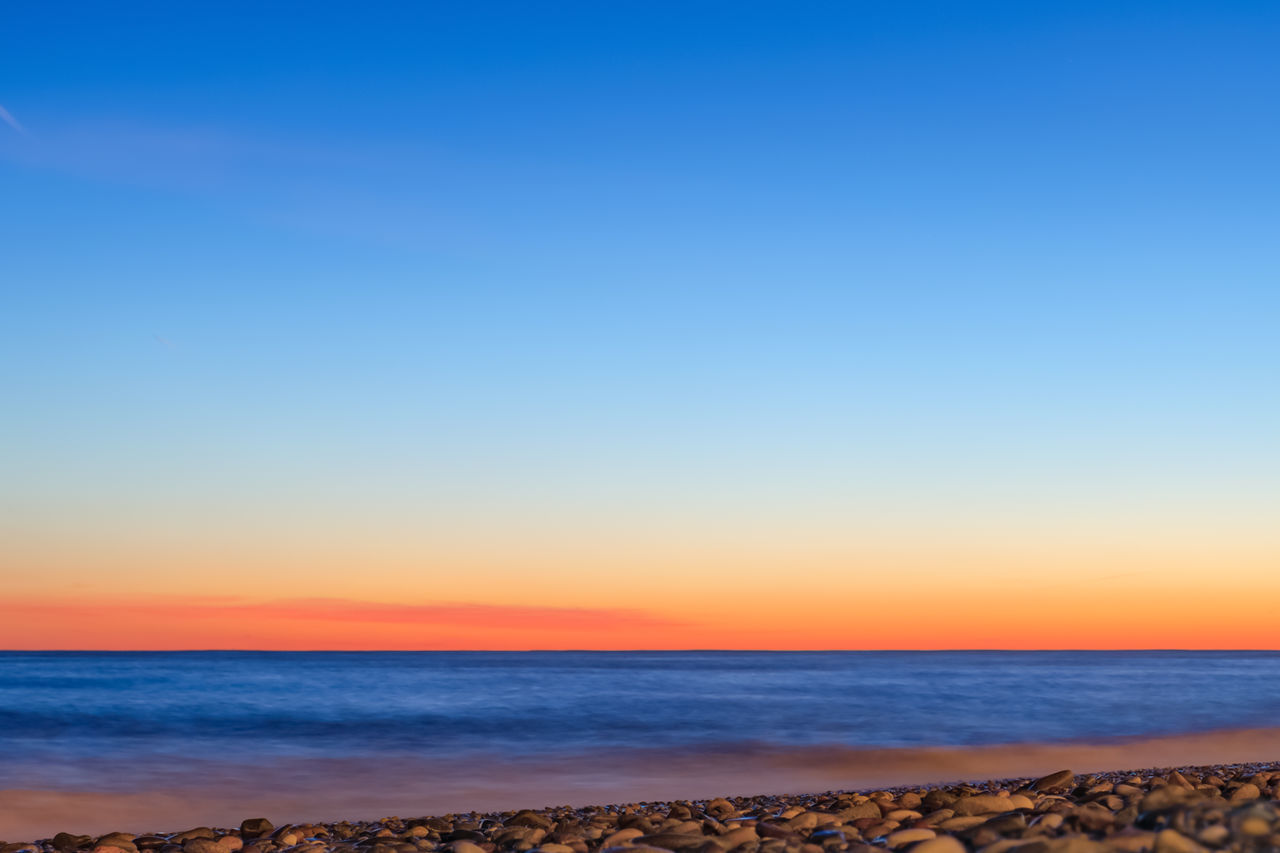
[53,835,94,852]
[897,793,923,810]
[633,834,709,851]
[716,828,758,847]
[447,842,486,853]
[1229,783,1261,802]
[837,803,881,822]
[1069,804,1115,831]
[506,814,553,832]
[1042,839,1110,853]
[884,828,934,848]
[1153,829,1205,853]
[172,832,216,844]
[600,829,643,848]
[1105,833,1155,852]
[1196,825,1229,845]
[783,814,818,831]
[240,824,274,841]
[182,841,224,853]
[952,795,1013,816]
[753,825,797,843]
[908,839,965,853]
[240,844,275,853]
[1031,770,1075,793]
[1140,787,1189,812]
[1237,816,1270,836]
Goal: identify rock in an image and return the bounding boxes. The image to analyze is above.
[837,803,882,822]
[1043,839,1110,853]
[716,827,758,847]
[1140,787,1189,812]
[633,834,708,851]
[1106,833,1156,852]
[1237,816,1270,837]
[240,823,274,841]
[1005,842,1051,853]
[1153,829,1206,853]
[1068,803,1115,832]
[446,843,486,853]
[1196,825,1229,845]
[909,838,965,853]
[1228,783,1261,802]
[884,827,934,848]
[705,799,735,819]
[1030,814,1064,831]
[173,832,216,844]
[53,835,95,852]
[952,795,1013,816]
[983,814,1027,835]
[754,824,798,843]
[1031,771,1075,793]
[182,841,224,853]
[600,829,643,848]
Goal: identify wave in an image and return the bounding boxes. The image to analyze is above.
[5,726,1280,840]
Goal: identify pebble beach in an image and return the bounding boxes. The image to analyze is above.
[9,763,1280,853]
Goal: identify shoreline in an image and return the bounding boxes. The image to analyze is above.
[6,727,1280,841]
[4,762,1280,853]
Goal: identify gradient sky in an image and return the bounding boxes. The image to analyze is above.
[2,1,1277,649]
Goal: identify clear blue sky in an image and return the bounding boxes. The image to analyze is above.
[2,2,1278,646]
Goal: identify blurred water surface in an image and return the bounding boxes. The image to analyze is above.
[4,651,1280,791]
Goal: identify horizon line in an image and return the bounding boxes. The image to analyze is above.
[5,647,1280,653]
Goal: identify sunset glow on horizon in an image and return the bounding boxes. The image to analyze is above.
[4,1,1278,652]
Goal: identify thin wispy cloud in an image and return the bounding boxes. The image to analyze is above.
[0,595,687,632]
[0,103,26,135]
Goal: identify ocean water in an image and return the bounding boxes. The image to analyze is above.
[4,650,1280,836]
[6,650,1280,771]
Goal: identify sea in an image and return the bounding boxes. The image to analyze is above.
[3,651,1280,837]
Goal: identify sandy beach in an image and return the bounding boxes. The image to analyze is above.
[4,759,1279,853]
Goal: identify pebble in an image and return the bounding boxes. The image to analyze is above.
[1029,770,1074,793]
[883,828,933,848]
[908,839,964,853]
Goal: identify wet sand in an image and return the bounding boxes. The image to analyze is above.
[4,727,1280,842]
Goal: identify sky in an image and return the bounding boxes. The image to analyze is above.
[1,1,1277,650]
